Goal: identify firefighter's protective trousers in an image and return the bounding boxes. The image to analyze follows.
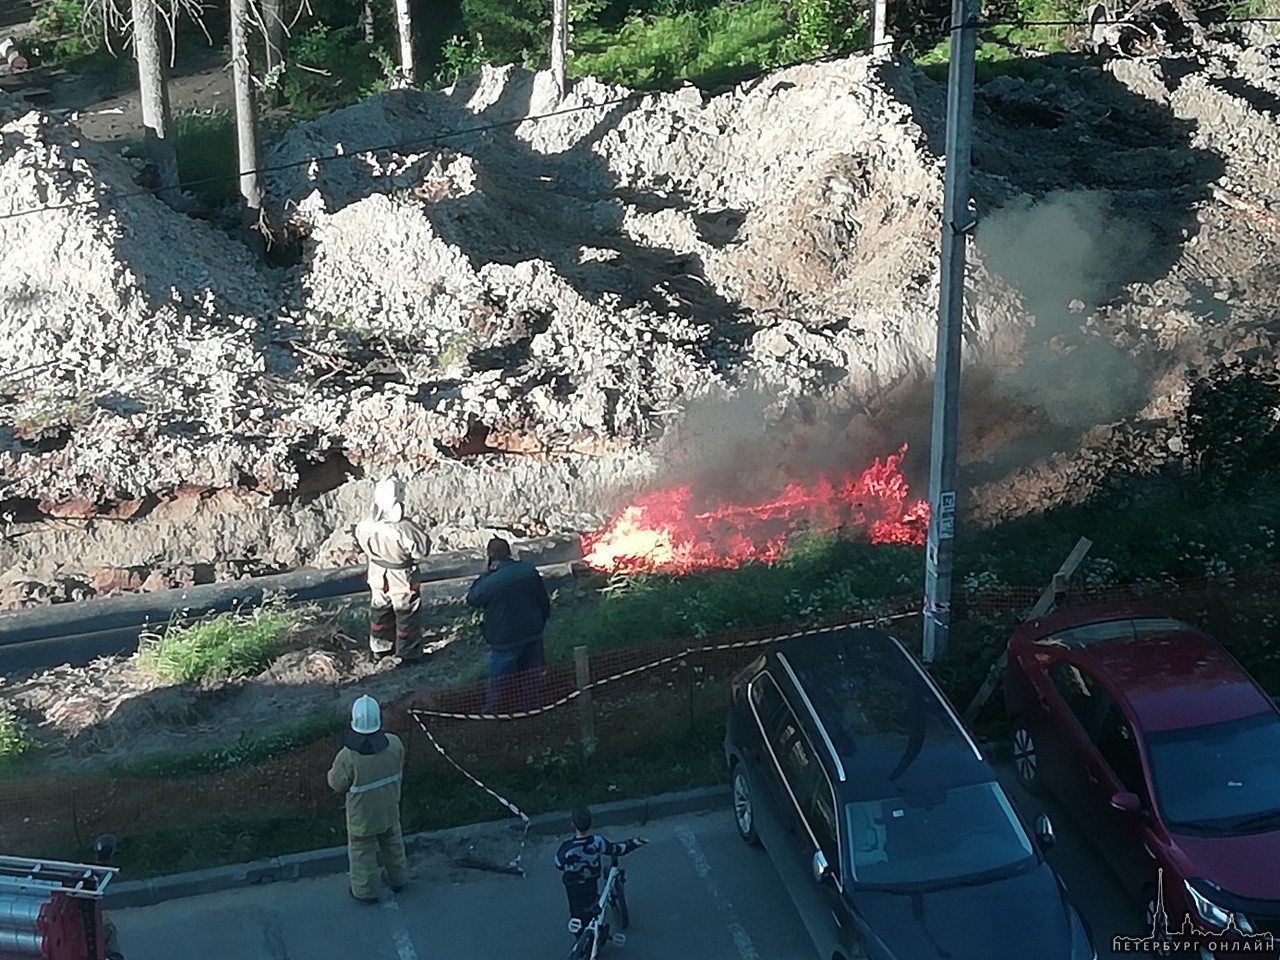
[328,732,409,900]
[355,517,432,658]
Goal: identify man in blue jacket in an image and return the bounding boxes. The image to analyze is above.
[466,537,551,713]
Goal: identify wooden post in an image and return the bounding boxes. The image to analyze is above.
[961,537,1093,725]
[549,0,568,99]
[573,645,596,757]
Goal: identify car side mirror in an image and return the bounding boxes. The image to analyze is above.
[1110,791,1142,813]
[1034,813,1055,850]
[812,850,832,884]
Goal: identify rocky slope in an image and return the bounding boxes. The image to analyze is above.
[1,30,1278,604]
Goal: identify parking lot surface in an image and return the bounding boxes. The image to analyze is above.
[112,810,816,960]
[112,772,1166,960]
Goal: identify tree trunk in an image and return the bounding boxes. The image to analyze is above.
[229,0,264,224]
[130,0,181,204]
[361,0,375,45]
[262,0,284,107]
[392,0,414,85]
[871,0,888,55]
[550,0,568,99]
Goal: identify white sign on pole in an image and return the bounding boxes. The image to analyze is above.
[936,490,956,540]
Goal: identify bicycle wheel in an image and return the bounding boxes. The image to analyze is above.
[609,883,630,931]
[568,928,593,960]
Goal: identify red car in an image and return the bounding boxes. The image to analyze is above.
[1003,601,1280,938]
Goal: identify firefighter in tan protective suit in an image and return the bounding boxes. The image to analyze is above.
[327,695,411,902]
[355,478,433,662]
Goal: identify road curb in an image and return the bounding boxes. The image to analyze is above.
[0,537,582,672]
[106,785,730,910]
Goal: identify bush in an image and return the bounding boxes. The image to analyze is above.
[459,0,549,66]
[569,0,791,89]
[435,34,493,86]
[30,0,106,65]
[0,711,32,761]
[138,600,297,685]
[773,0,867,64]
[1184,361,1280,497]
[281,23,392,119]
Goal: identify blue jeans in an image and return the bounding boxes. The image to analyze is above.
[484,637,546,713]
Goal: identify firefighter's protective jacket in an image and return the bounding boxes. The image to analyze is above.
[327,730,406,836]
[355,517,433,589]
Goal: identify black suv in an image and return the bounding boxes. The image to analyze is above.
[724,626,1096,960]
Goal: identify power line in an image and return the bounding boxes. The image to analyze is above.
[1,13,1275,223]
[975,13,1280,26]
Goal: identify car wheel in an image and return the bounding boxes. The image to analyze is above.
[1011,723,1043,795]
[732,763,761,847]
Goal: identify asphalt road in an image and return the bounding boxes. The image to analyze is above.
[111,775,1151,960]
[111,811,815,960]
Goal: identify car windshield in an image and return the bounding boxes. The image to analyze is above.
[1146,711,1280,832]
[845,781,1035,888]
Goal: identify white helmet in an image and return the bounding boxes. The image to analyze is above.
[373,477,404,523]
[351,695,381,735]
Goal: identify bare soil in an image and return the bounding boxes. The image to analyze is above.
[0,600,490,773]
[2,25,1280,775]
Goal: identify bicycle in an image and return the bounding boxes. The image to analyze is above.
[567,855,630,959]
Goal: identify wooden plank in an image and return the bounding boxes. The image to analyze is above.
[1024,537,1094,622]
[961,537,1093,725]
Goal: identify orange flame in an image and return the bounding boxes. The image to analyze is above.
[581,444,930,575]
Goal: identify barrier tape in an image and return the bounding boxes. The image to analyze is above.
[407,610,915,879]
[412,718,533,876]
[407,609,917,723]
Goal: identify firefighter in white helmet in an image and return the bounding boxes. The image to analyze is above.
[355,477,433,662]
[327,694,410,902]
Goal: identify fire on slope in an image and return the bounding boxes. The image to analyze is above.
[581,445,929,575]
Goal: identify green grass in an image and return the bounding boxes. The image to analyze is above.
[0,712,33,762]
[911,0,1078,82]
[137,599,298,685]
[569,0,792,89]
[545,532,920,661]
[96,712,728,879]
[172,110,240,209]
[106,712,346,778]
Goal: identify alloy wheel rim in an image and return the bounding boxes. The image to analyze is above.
[1013,727,1037,783]
[734,773,752,832]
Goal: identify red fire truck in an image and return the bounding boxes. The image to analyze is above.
[0,855,117,960]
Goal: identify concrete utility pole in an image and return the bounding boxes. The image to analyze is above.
[921,0,979,664]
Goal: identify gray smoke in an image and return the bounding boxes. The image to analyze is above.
[659,387,932,509]
[976,190,1155,428]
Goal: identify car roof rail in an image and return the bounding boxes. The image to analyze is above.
[890,637,983,761]
[776,652,847,782]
